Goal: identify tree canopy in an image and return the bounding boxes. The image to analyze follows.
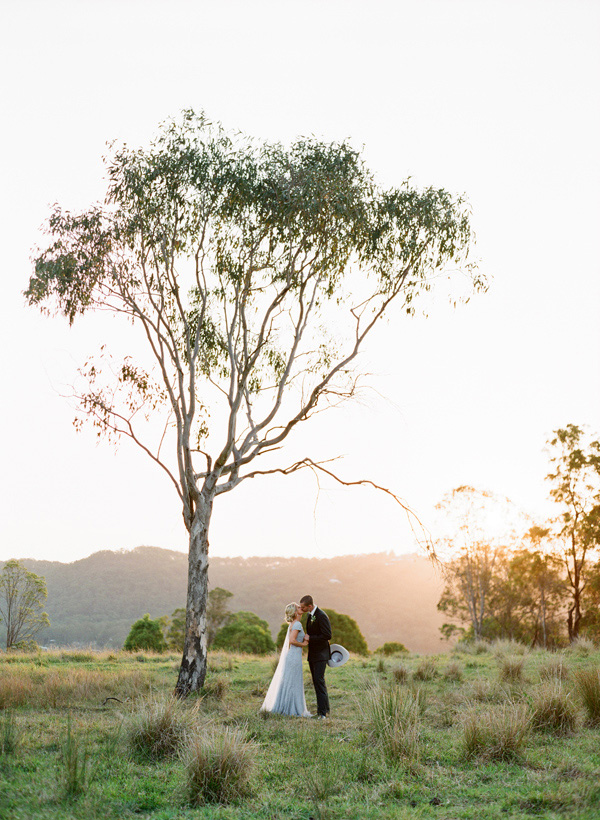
[25,110,480,693]
[124,613,167,652]
[212,611,275,654]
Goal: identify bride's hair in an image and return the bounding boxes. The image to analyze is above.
[284,603,298,623]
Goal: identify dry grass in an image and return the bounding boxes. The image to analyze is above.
[443,661,463,682]
[392,664,410,684]
[530,681,577,734]
[0,665,151,709]
[539,656,568,681]
[413,658,437,681]
[573,667,600,725]
[181,724,256,805]
[461,701,531,761]
[567,637,595,657]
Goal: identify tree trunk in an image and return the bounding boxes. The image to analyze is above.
[175,492,214,696]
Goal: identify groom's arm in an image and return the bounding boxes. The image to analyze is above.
[317,610,332,641]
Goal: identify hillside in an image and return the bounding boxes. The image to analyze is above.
[10,548,447,652]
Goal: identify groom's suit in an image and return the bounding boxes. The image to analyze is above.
[306,607,332,717]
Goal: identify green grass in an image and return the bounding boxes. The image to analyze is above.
[1,646,600,818]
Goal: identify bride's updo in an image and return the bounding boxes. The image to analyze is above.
[284,603,298,623]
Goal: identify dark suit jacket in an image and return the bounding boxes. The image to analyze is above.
[306,607,332,663]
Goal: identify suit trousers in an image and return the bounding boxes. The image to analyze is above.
[309,659,330,716]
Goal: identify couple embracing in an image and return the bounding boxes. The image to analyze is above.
[261,595,332,719]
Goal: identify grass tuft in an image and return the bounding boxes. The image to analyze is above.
[443,661,463,682]
[530,681,577,734]
[204,675,229,701]
[413,658,437,681]
[499,656,525,683]
[126,696,194,760]
[58,715,90,799]
[393,664,410,684]
[567,637,595,657]
[539,656,568,681]
[181,724,255,805]
[361,683,422,762]
[574,667,600,725]
[0,709,21,755]
[461,701,531,761]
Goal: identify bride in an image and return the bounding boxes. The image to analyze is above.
[260,603,312,717]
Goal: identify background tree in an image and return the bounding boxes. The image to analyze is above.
[25,111,480,694]
[546,424,600,641]
[165,607,186,651]
[124,614,167,652]
[276,607,369,655]
[207,587,234,646]
[436,487,518,641]
[0,560,50,650]
[212,611,275,654]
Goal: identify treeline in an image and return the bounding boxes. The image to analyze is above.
[438,425,600,647]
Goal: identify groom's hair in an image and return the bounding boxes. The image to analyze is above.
[300,595,313,606]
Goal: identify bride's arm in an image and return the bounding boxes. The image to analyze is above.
[289,627,309,648]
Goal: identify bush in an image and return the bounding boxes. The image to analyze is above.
[376,642,409,656]
[461,702,531,761]
[276,608,369,655]
[124,614,167,652]
[361,683,422,762]
[182,725,256,805]
[530,681,577,734]
[126,697,193,760]
[574,667,600,725]
[212,612,274,655]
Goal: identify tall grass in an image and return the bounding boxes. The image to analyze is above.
[413,658,437,681]
[361,683,422,762]
[461,702,531,761]
[181,725,255,805]
[498,656,525,683]
[539,656,568,681]
[574,667,600,725]
[58,715,90,799]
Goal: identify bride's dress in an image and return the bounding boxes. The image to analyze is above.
[260,620,311,717]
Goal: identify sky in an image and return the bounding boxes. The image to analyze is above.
[1,0,599,565]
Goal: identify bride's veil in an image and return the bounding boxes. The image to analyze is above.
[260,623,291,711]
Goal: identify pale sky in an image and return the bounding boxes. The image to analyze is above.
[1,0,599,564]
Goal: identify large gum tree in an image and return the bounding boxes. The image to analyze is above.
[26,111,482,694]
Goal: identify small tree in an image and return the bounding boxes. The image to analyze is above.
[26,111,481,693]
[0,560,50,650]
[124,614,167,652]
[207,588,234,647]
[546,424,600,641]
[212,612,275,654]
[165,607,186,651]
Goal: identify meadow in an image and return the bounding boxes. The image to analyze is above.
[1,642,600,820]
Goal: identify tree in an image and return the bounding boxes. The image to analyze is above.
[124,613,167,652]
[546,425,600,641]
[212,611,275,654]
[207,587,234,646]
[0,560,50,650]
[25,111,480,694]
[436,487,519,641]
[375,641,409,655]
[276,608,369,655]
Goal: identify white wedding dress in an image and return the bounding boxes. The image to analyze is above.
[260,620,312,717]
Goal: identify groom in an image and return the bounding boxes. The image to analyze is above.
[300,595,332,719]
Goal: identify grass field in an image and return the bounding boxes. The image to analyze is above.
[1,642,600,819]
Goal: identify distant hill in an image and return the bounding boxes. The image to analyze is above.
[7,548,447,653]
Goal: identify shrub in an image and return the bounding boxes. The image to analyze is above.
[126,697,193,760]
[574,667,600,725]
[213,612,275,655]
[499,657,525,683]
[181,725,255,805]
[124,614,167,652]
[413,658,437,681]
[361,683,422,762]
[461,702,531,761]
[376,642,409,656]
[530,681,577,734]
